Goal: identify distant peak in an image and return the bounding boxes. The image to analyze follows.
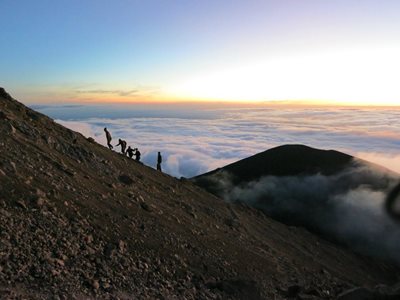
[267,144,345,154]
[193,144,355,184]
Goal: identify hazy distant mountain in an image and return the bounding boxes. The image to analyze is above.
[193,144,400,266]
[193,144,357,194]
[1,88,399,299]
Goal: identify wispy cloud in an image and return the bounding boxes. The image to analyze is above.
[75,89,139,97]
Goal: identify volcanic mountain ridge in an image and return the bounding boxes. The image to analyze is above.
[192,144,400,264]
[0,88,399,299]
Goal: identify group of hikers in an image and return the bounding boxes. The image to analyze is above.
[104,127,162,172]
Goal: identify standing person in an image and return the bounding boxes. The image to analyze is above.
[116,139,127,154]
[126,146,134,158]
[157,151,162,172]
[134,148,141,162]
[104,128,113,150]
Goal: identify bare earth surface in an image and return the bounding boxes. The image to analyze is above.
[0,88,398,299]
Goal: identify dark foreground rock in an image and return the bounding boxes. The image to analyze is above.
[337,283,400,300]
[0,88,399,299]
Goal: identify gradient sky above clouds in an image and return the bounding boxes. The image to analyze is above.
[2,0,400,105]
[33,104,400,178]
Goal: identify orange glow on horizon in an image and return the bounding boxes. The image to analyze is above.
[29,94,400,109]
[19,88,400,108]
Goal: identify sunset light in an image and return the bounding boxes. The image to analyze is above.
[2,1,400,106]
[167,46,400,105]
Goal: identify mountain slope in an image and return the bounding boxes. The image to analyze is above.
[193,145,368,197]
[192,145,400,266]
[199,144,355,181]
[0,88,399,299]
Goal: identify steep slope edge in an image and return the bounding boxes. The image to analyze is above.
[0,88,398,299]
[192,145,400,266]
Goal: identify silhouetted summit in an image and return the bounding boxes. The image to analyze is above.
[1,88,399,299]
[196,144,354,185]
[192,145,359,198]
[193,145,400,268]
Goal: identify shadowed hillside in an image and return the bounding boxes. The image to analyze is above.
[193,145,359,197]
[199,144,355,181]
[193,145,400,267]
[0,88,399,299]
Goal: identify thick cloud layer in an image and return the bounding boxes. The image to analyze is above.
[39,104,400,178]
[37,104,400,262]
[206,164,400,263]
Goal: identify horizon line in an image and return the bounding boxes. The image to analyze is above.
[25,99,400,109]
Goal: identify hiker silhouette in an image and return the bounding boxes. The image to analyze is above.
[104,128,113,150]
[157,152,162,172]
[126,146,134,158]
[134,148,141,162]
[116,139,127,154]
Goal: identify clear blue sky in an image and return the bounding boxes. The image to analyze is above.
[1,0,400,104]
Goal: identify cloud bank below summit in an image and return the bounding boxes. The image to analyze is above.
[202,163,400,264]
[33,104,400,178]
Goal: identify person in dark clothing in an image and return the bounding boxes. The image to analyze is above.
[116,139,127,154]
[104,128,113,150]
[134,148,141,162]
[126,146,134,158]
[157,151,162,172]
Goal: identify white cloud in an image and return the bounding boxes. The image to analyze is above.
[204,165,400,263]
[356,152,400,174]
[52,105,400,178]
[57,120,96,138]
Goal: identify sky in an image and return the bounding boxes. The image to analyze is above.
[1,0,400,105]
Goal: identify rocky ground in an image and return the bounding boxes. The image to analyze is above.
[0,88,399,299]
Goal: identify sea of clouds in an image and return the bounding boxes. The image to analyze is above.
[33,103,400,262]
[33,103,400,178]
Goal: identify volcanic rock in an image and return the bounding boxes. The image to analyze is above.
[0,88,399,299]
